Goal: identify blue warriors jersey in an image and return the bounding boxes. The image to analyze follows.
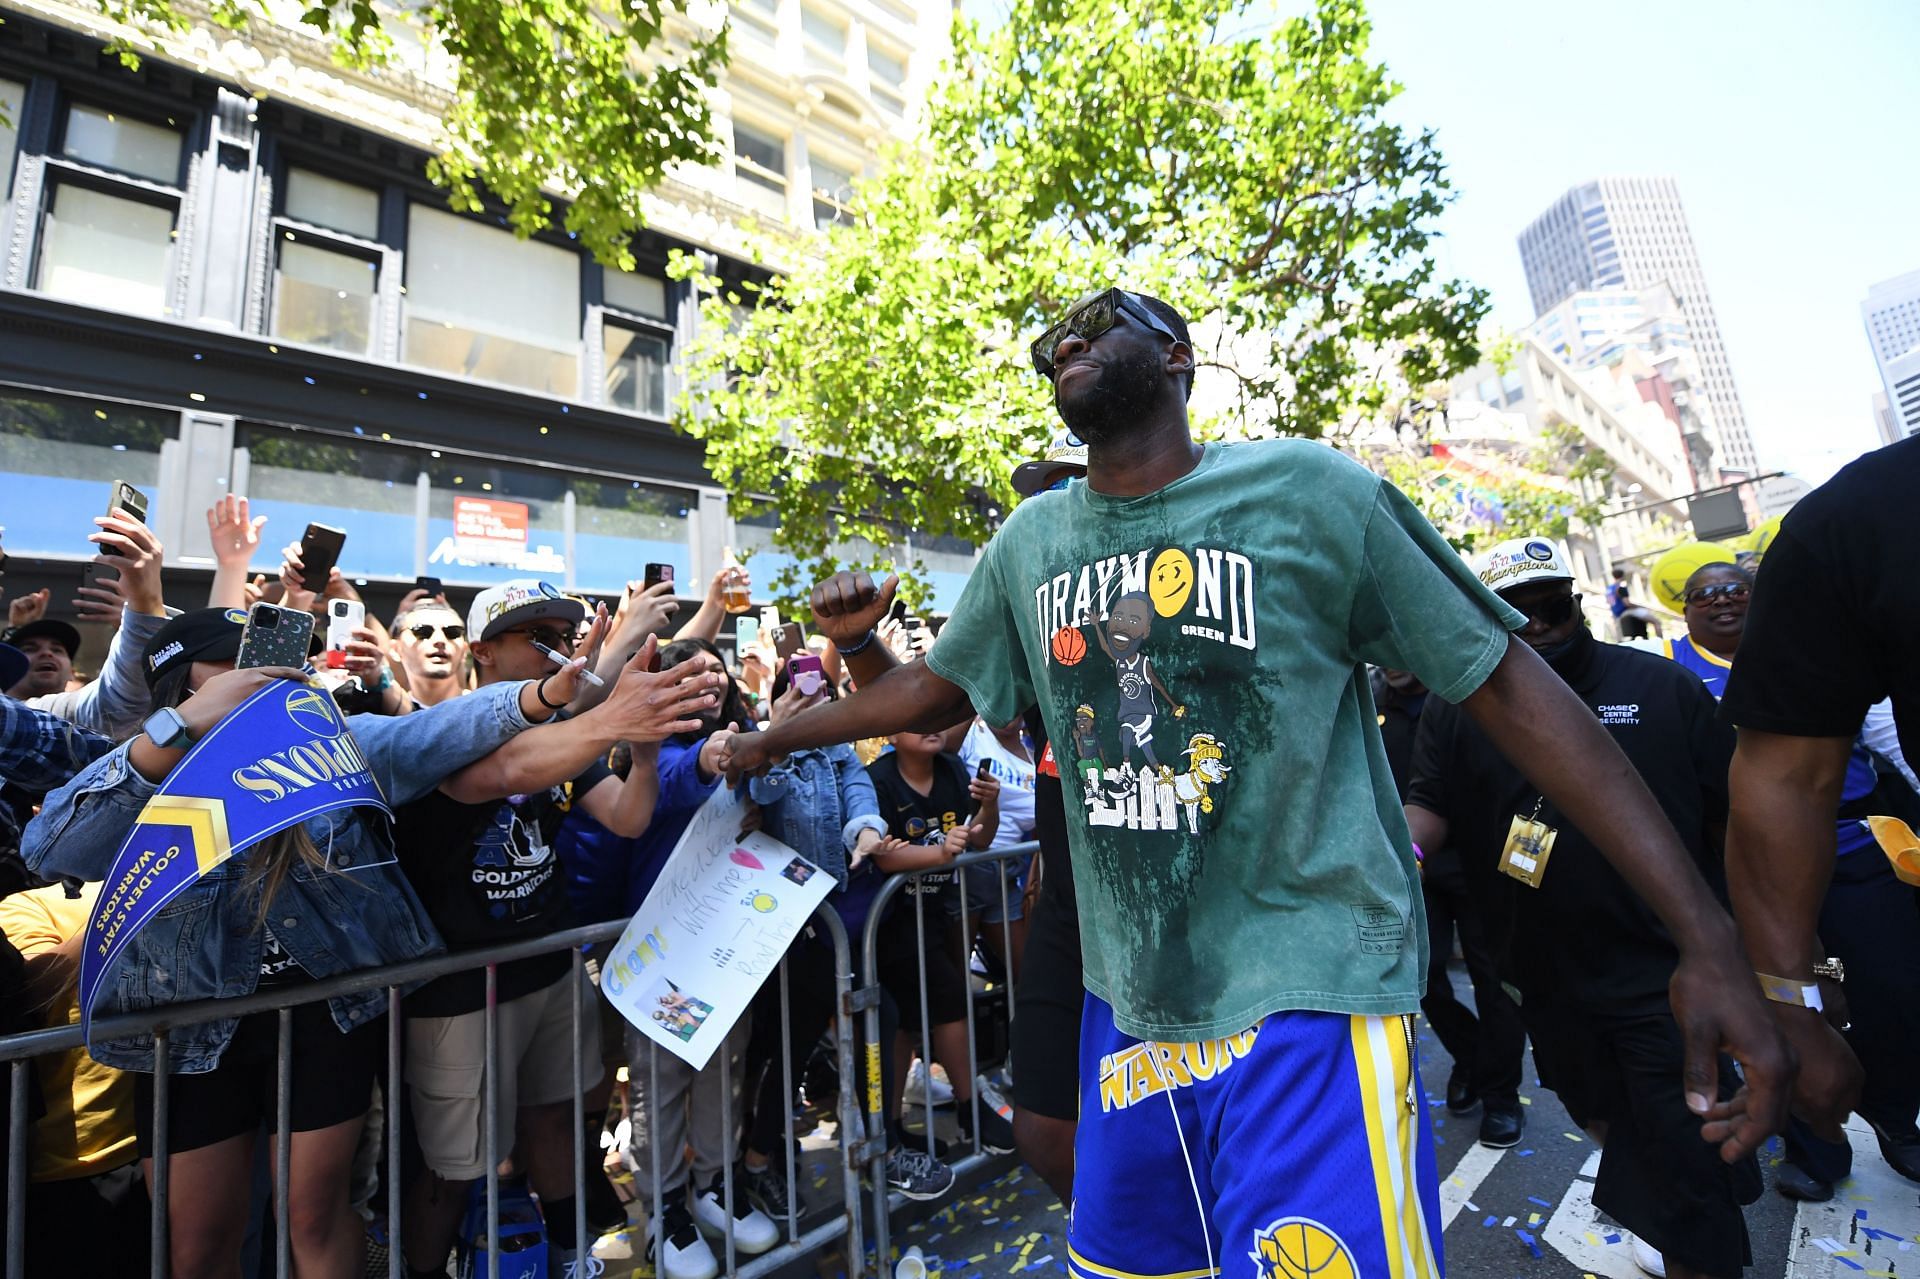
[1660,635,1733,701]
[1071,994,1442,1279]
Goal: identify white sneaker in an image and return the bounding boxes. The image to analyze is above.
[904,1059,955,1107]
[648,1201,719,1279]
[692,1172,780,1254]
[1629,1234,1666,1278]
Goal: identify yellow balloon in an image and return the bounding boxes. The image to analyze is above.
[1743,516,1784,560]
[1649,541,1739,613]
[1148,548,1195,618]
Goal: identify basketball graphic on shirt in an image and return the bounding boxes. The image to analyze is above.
[1251,1219,1356,1279]
[1051,625,1088,666]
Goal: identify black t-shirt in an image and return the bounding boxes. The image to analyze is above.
[257,924,308,986]
[396,760,613,1016]
[1406,635,1733,1011]
[867,751,973,899]
[1722,434,1920,766]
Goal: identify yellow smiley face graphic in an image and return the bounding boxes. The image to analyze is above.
[1149,548,1195,618]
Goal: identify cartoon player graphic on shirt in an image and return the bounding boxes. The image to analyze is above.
[1092,592,1186,782]
[1071,704,1109,804]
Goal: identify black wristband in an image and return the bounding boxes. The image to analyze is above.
[535,676,566,711]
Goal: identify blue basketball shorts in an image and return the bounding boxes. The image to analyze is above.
[1068,993,1443,1279]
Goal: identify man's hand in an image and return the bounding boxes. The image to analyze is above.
[7,588,48,628]
[616,579,679,646]
[390,586,444,625]
[206,495,267,571]
[1669,933,1798,1162]
[967,770,1001,811]
[698,724,740,778]
[340,626,386,685]
[719,730,785,781]
[590,638,725,744]
[809,570,898,648]
[707,563,750,610]
[87,513,165,616]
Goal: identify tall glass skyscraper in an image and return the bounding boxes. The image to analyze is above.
[1517,178,1756,476]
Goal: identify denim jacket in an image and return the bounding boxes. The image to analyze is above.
[22,681,537,1073]
[748,744,887,890]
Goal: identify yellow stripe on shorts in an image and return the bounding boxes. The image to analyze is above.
[1066,1243,1218,1279]
[1349,1015,1441,1279]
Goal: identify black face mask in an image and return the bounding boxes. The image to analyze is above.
[1533,622,1593,670]
[1055,346,1166,445]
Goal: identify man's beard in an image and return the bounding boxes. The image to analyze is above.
[1056,350,1164,446]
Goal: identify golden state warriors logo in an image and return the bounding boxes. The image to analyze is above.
[1252,1219,1356,1279]
[284,687,342,739]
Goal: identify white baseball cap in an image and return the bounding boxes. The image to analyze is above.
[467,579,587,642]
[1473,537,1575,593]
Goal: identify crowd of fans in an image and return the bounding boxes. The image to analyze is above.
[0,500,1037,1279]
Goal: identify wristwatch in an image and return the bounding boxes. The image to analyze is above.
[142,706,194,750]
[1756,959,1846,1011]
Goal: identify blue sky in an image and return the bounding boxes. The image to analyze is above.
[955,0,1919,483]
[1359,0,1920,483]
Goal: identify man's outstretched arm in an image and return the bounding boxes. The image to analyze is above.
[723,657,972,778]
[1723,728,1860,1135]
[1458,634,1793,1162]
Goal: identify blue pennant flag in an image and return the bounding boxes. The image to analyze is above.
[79,679,391,1039]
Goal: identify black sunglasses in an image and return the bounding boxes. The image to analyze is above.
[1029,288,1182,379]
[1684,582,1750,608]
[1504,593,1579,627]
[408,622,465,641]
[508,626,576,651]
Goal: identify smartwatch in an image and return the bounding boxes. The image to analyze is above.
[142,706,194,750]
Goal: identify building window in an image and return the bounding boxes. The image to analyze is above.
[270,168,385,355]
[0,79,24,198]
[0,389,178,558]
[273,234,379,355]
[604,268,668,320]
[61,103,182,184]
[730,0,778,46]
[867,44,908,115]
[732,123,787,220]
[285,168,380,239]
[403,204,581,396]
[801,6,846,70]
[604,322,671,417]
[810,156,857,228]
[36,182,176,316]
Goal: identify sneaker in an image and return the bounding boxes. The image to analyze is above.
[648,1200,719,1279]
[904,1059,955,1108]
[884,1145,956,1201]
[691,1171,779,1255]
[741,1158,797,1221]
[1628,1233,1665,1278]
[958,1101,1017,1155]
[554,1247,607,1279]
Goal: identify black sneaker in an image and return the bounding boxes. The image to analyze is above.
[1478,1100,1524,1149]
[884,1145,955,1201]
[959,1102,1017,1155]
[741,1158,796,1221]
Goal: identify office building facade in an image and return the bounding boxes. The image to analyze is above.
[1862,269,1920,443]
[1517,177,1756,477]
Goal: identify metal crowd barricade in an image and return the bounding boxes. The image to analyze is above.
[857,842,1040,1272]
[0,841,1040,1279]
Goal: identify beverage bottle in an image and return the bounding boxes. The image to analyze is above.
[721,546,752,614]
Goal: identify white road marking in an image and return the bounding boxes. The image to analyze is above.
[1539,1166,1646,1279]
[1787,1117,1920,1279]
[1439,1142,1508,1228]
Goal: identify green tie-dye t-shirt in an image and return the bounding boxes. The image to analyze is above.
[927,440,1525,1041]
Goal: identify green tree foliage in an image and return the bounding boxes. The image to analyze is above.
[84,0,727,266]
[676,0,1487,602]
[1365,422,1615,556]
